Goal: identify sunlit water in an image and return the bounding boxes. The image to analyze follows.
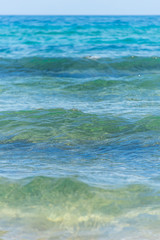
[0,16,160,240]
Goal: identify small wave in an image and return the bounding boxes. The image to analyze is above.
[64,79,124,91]
[0,56,160,77]
[0,108,133,143]
[1,109,160,144]
[0,176,159,229]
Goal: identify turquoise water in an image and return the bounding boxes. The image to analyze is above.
[1,15,160,239]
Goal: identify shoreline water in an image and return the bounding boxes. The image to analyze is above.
[1,15,160,239]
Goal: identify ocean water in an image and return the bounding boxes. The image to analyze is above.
[1,15,160,239]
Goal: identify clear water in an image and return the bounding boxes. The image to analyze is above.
[1,15,160,240]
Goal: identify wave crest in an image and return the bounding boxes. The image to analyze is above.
[0,56,160,77]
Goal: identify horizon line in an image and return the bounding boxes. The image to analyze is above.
[0,14,160,16]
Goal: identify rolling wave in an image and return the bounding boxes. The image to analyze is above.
[0,108,130,143]
[0,108,160,144]
[0,176,159,229]
[0,56,160,77]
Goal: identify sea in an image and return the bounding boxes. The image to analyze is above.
[0,15,160,240]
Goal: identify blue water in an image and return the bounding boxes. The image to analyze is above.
[1,16,160,240]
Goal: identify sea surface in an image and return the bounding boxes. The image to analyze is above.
[0,15,160,240]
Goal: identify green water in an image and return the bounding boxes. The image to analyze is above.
[1,15,160,239]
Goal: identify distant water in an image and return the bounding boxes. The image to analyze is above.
[1,16,160,240]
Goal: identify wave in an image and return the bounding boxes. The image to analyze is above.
[0,108,160,144]
[0,176,159,229]
[64,79,124,91]
[0,108,132,143]
[0,56,160,77]
[5,75,160,94]
[63,77,160,93]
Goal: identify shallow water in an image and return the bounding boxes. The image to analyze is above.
[1,16,160,239]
